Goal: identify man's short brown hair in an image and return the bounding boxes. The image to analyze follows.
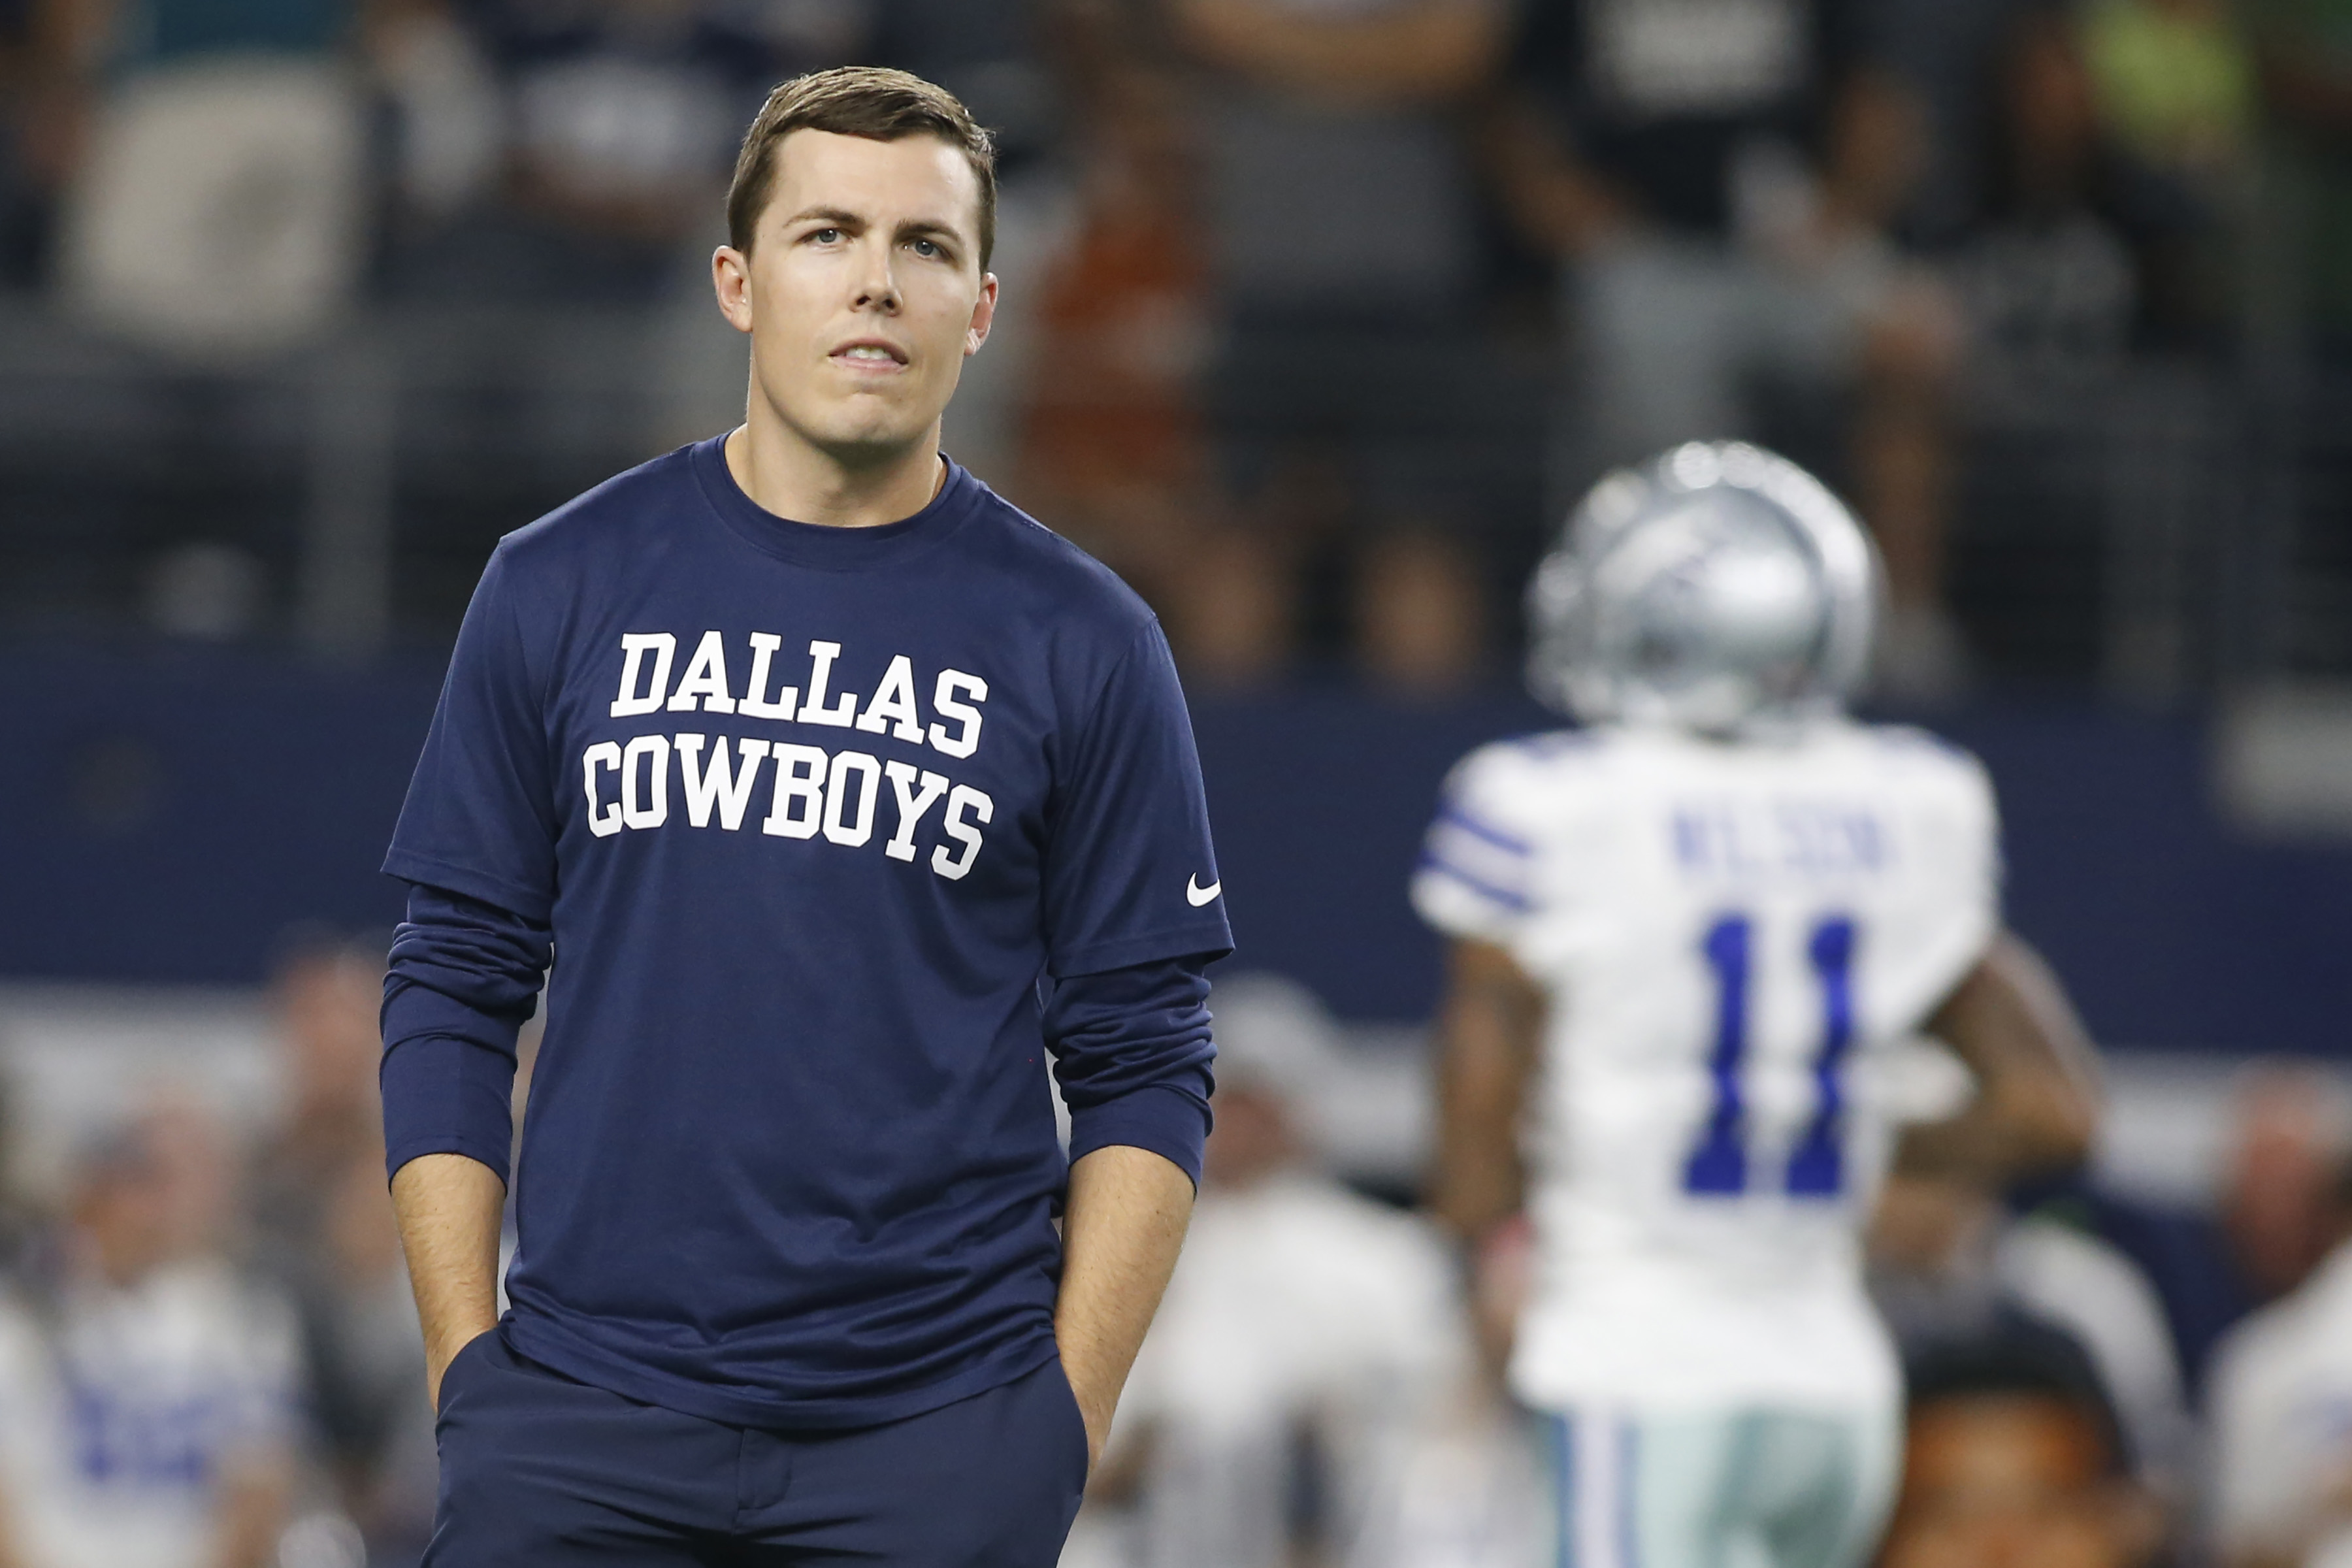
[727,67,998,269]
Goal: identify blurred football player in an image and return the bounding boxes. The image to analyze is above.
[1414,442,2100,1568]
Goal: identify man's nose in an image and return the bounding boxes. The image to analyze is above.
[852,240,900,312]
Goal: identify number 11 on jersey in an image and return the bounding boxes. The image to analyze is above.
[1682,912,1859,1198]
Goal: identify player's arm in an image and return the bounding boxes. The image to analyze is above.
[1056,1145,1195,1473]
[381,881,550,1407]
[1429,936,1545,1241]
[377,542,557,1408]
[1034,621,1229,1468]
[392,1152,506,1409]
[1043,953,1218,1471]
[1897,929,2100,1183]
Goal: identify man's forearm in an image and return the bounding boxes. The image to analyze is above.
[1898,932,2099,1183]
[1054,1144,1194,1471]
[391,1151,506,1409]
[1431,938,1543,1239]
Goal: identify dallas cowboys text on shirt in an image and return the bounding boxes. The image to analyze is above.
[589,630,994,881]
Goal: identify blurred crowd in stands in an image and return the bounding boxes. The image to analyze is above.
[1,0,2339,691]
[1,944,2350,1567]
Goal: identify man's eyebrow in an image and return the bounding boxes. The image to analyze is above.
[781,205,866,229]
[894,218,968,249]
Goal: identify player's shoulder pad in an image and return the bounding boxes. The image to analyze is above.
[1439,727,1599,823]
[1445,727,1603,785]
[1866,722,1989,775]
[1863,721,1999,815]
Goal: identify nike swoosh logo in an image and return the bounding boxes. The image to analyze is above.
[1186,875,1222,907]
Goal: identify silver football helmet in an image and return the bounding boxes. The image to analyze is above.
[1527,442,1880,733]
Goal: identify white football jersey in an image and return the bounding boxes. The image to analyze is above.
[1413,721,1999,1412]
[0,1259,299,1568]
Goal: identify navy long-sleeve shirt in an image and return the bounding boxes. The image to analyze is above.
[380,438,1231,1429]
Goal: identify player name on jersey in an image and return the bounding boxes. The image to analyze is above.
[589,629,995,881]
[1671,798,1890,880]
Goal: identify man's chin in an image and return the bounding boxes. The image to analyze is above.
[786,402,937,467]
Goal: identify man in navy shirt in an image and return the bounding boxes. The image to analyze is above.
[380,66,1232,1564]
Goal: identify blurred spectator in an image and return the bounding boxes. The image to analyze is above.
[1869,1171,2193,1503]
[1162,0,1507,691]
[1483,0,1968,694]
[39,0,368,355]
[0,0,47,287]
[1942,7,2217,377]
[368,0,504,229]
[1169,0,1499,318]
[252,932,387,1255]
[0,1103,299,1568]
[1350,1215,1548,1568]
[2250,0,2352,346]
[1079,973,1466,1568]
[382,0,801,304]
[249,930,436,1558]
[2079,0,2256,188]
[2011,1066,2352,1407]
[2220,1062,2352,1307]
[286,1147,433,1561]
[1353,528,1489,696]
[1017,57,1218,608]
[1880,1325,2161,1568]
[2208,1156,2352,1568]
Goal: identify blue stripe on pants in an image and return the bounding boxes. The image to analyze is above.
[1552,1414,1578,1568]
[1617,1417,1641,1568]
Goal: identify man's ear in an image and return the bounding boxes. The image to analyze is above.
[964,272,999,358]
[713,247,755,335]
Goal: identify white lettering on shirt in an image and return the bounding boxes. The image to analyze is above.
[824,750,882,847]
[928,670,987,760]
[740,632,801,721]
[611,633,677,717]
[857,655,927,742]
[586,633,1011,881]
[798,641,860,727]
[883,761,950,863]
[583,741,623,837]
[676,734,770,830]
[762,743,828,840]
[932,785,993,881]
[620,735,670,830]
[666,630,738,713]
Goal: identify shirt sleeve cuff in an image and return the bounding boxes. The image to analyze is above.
[385,1135,514,1189]
[380,1029,518,1188]
[1066,1080,1213,1191]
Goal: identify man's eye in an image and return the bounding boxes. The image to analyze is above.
[810,227,841,244]
[910,240,941,259]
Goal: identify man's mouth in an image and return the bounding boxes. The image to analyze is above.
[832,342,908,369]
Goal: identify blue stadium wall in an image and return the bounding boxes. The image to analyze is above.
[2,646,2346,1056]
